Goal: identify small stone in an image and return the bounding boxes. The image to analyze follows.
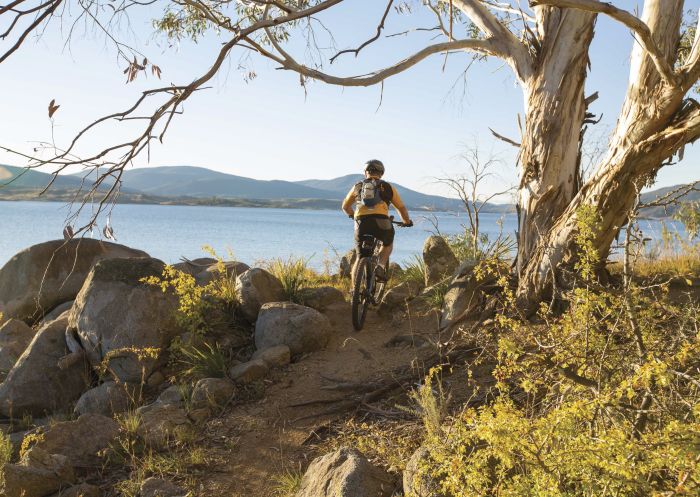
[147,371,166,388]
[297,447,394,497]
[188,408,211,424]
[2,447,75,497]
[74,381,134,417]
[140,477,187,497]
[229,359,269,384]
[190,378,236,409]
[52,483,102,497]
[136,403,191,449]
[252,345,291,368]
[156,385,183,406]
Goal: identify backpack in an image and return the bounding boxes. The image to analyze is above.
[355,179,393,207]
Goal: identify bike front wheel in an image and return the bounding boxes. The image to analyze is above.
[351,257,372,331]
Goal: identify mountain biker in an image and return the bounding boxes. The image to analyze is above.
[341,159,413,282]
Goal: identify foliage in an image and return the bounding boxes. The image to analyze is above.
[109,410,207,496]
[175,339,229,380]
[409,367,448,438]
[416,209,700,496]
[421,279,450,311]
[265,256,316,304]
[676,201,700,242]
[0,432,12,482]
[142,247,239,336]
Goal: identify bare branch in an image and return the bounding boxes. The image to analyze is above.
[530,0,679,86]
[250,35,502,87]
[329,0,393,64]
[489,127,520,148]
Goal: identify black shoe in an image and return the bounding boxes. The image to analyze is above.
[375,265,387,282]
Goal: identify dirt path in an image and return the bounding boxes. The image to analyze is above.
[197,301,444,496]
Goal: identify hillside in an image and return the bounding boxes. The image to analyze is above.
[0,163,695,216]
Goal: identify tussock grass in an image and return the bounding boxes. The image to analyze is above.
[265,256,317,303]
[176,340,229,380]
[394,255,427,288]
[271,467,304,496]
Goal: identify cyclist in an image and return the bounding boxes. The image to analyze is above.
[341,159,413,282]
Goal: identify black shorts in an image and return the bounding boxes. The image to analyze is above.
[354,215,395,253]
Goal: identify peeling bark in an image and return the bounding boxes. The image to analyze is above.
[516,7,596,274]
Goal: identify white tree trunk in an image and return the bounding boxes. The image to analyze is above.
[516,7,596,274]
[517,0,692,308]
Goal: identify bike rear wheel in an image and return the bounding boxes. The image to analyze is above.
[351,257,372,331]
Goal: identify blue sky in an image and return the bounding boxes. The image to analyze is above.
[1,0,699,200]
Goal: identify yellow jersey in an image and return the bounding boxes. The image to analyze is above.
[342,181,406,219]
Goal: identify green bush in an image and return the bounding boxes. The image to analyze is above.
[417,207,700,496]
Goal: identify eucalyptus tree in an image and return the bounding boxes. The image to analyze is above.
[2,0,700,309]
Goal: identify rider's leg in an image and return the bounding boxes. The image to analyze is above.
[378,243,393,268]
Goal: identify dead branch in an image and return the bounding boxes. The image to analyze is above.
[489,127,521,148]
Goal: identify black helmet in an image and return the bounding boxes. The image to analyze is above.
[364,159,385,177]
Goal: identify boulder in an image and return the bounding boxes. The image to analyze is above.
[40,301,74,326]
[156,385,184,406]
[379,281,422,311]
[0,239,148,323]
[296,447,394,497]
[298,286,345,311]
[403,447,444,497]
[229,359,269,384]
[252,345,291,368]
[190,377,236,409]
[140,477,187,497]
[339,249,357,278]
[27,413,119,468]
[440,262,497,329]
[74,381,134,417]
[136,402,191,449]
[69,257,179,384]
[0,315,89,417]
[172,257,217,276]
[422,236,458,286]
[50,483,101,497]
[254,302,332,356]
[235,268,286,322]
[0,318,36,375]
[2,447,75,497]
[197,261,250,287]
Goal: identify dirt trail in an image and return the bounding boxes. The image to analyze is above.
[198,301,445,496]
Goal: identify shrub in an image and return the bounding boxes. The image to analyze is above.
[418,208,700,496]
[142,246,240,336]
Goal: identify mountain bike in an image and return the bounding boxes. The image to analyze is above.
[351,217,412,331]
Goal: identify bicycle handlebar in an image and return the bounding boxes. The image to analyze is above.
[348,214,413,227]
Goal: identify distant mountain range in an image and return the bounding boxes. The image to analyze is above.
[0,164,696,217]
[0,165,511,212]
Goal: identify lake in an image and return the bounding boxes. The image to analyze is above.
[0,201,686,271]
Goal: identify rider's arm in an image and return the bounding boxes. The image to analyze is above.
[390,187,411,224]
[342,187,356,218]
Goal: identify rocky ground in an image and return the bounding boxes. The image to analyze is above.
[0,235,482,496]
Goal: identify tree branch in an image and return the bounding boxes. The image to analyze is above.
[530,0,678,86]
[329,0,393,64]
[250,36,502,87]
[444,0,533,81]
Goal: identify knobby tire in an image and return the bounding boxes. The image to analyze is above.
[351,257,372,331]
